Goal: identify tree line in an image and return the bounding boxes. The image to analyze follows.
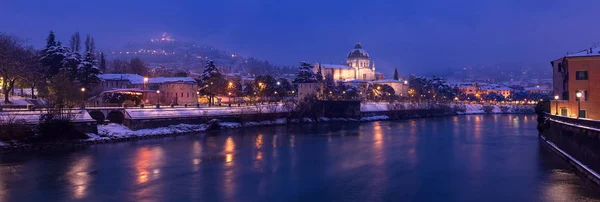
[0,31,104,105]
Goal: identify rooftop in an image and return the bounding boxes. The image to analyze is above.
[98,74,196,85]
[566,47,600,57]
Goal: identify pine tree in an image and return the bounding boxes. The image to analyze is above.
[99,52,106,72]
[45,31,56,49]
[198,61,226,106]
[40,31,67,76]
[293,61,317,84]
[77,35,100,91]
[393,68,399,80]
[316,63,323,81]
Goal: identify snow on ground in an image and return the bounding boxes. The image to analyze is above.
[126,104,292,119]
[0,96,31,106]
[0,110,94,124]
[95,123,208,140]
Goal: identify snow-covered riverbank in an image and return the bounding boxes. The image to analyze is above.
[92,115,390,140]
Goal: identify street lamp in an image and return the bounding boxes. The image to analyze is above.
[554,95,559,115]
[143,77,149,90]
[80,87,86,107]
[576,91,582,118]
[156,90,161,107]
[228,92,232,107]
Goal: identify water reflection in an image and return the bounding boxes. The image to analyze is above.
[1,115,599,202]
[223,136,236,200]
[134,147,164,184]
[224,136,235,163]
[67,155,92,199]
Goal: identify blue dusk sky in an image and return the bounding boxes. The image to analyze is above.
[1,0,600,75]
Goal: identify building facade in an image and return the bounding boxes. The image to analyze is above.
[308,42,409,98]
[551,47,600,119]
[315,42,378,81]
[96,74,198,106]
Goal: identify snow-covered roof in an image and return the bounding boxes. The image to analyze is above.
[321,64,353,69]
[567,47,600,57]
[482,87,512,91]
[524,86,549,91]
[98,74,144,83]
[98,74,196,85]
[372,79,403,83]
[344,78,368,83]
[149,77,196,84]
[347,42,370,59]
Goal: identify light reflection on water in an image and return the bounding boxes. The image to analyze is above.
[0,115,599,201]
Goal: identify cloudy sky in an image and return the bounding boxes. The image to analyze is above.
[1,0,600,75]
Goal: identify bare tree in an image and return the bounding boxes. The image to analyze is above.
[69,32,81,53]
[19,48,44,98]
[0,33,28,103]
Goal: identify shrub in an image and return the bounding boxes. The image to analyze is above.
[107,110,125,124]
[89,110,105,124]
[0,118,34,142]
[35,118,88,141]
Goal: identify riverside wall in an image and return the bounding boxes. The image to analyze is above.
[539,115,600,186]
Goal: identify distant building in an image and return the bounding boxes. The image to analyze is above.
[310,42,408,98]
[524,86,549,94]
[456,82,479,95]
[372,80,409,96]
[481,86,512,98]
[297,83,322,100]
[315,42,379,81]
[551,47,600,119]
[96,74,198,105]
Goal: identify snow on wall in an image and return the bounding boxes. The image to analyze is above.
[126,104,292,119]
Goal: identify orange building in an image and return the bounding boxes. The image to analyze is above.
[551,47,600,119]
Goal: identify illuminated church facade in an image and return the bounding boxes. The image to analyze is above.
[315,42,383,81]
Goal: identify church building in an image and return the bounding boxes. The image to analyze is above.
[315,42,382,81]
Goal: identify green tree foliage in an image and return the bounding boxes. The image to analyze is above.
[293,61,317,84]
[198,61,227,105]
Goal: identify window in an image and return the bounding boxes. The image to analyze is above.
[363,74,366,80]
[181,93,183,97]
[558,63,562,72]
[560,108,568,116]
[576,71,588,80]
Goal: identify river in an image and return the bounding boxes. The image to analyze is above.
[0,115,599,202]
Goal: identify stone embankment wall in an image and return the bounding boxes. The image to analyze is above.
[540,115,600,185]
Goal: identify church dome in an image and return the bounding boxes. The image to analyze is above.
[347,42,370,59]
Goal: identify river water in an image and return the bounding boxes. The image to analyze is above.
[0,115,599,202]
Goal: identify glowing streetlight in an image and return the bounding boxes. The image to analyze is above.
[228,92,232,107]
[576,91,583,118]
[277,81,281,85]
[156,90,161,106]
[144,77,149,90]
[80,87,86,105]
